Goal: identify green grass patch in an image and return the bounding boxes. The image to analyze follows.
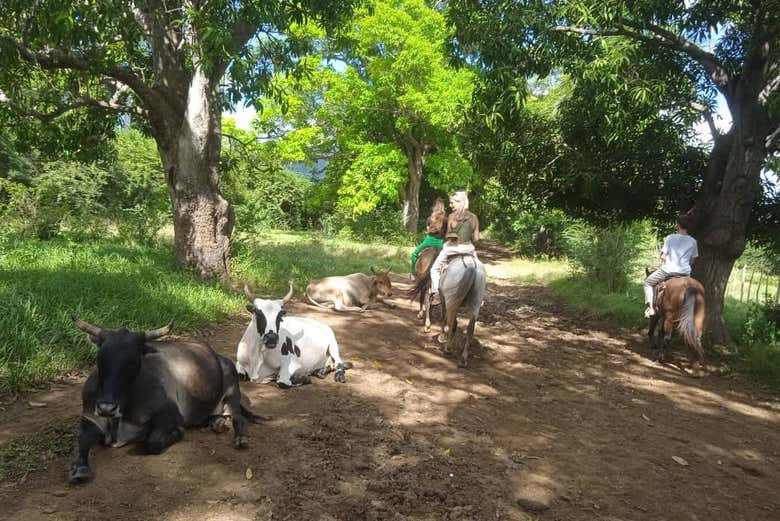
[0,421,76,482]
[547,276,646,330]
[0,231,413,392]
[232,230,409,295]
[0,235,243,392]
[494,257,569,284]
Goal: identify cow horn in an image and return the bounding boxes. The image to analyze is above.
[243,283,257,302]
[282,280,294,304]
[71,314,104,338]
[145,321,174,340]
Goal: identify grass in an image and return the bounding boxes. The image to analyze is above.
[0,421,76,482]
[0,231,410,392]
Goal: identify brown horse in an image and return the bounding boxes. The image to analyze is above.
[405,246,440,331]
[647,274,706,376]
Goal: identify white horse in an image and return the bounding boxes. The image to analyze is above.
[438,254,487,367]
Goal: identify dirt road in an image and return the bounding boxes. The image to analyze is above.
[1,252,779,521]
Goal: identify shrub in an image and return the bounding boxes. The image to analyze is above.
[108,129,170,244]
[563,220,655,292]
[1,161,110,239]
[497,208,572,257]
[739,302,780,386]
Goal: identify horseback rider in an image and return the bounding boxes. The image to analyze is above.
[410,198,447,281]
[430,190,480,306]
[643,213,698,318]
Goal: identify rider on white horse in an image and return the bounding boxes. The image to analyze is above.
[430,190,480,306]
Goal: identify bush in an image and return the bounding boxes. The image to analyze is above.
[109,129,170,244]
[563,220,655,292]
[739,302,780,386]
[492,208,572,257]
[1,161,110,239]
[318,207,414,245]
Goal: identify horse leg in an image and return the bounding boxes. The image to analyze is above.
[459,318,476,368]
[657,316,674,363]
[648,313,660,346]
[423,292,432,332]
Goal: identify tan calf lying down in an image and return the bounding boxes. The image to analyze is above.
[305,268,394,312]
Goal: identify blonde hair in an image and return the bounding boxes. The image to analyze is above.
[451,190,469,218]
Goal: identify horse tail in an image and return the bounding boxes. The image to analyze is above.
[676,286,703,355]
[405,273,430,301]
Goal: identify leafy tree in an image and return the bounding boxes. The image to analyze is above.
[450,0,780,342]
[270,0,475,232]
[0,0,356,278]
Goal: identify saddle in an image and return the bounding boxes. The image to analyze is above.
[653,275,689,310]
[441,253,478,274]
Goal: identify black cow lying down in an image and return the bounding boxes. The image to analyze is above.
[68,315,264,484]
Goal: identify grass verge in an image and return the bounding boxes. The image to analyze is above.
[0,231,410,392]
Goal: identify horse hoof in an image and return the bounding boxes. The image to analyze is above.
[458,359,468,369]
[234,436,249,449]
[417,311,424,319]
[68,465,93,484]
[437,333,449,344]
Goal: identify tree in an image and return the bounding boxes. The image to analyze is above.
[450,0,780,342]
[0,1,355,278]
[274,0,475,232]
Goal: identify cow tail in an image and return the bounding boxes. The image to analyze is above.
[306,291,334,309]
[240,404,268,424]
[676,287,702,354]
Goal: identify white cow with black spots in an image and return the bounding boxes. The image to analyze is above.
[236,283,350,387]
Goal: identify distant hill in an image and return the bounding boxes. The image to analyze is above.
[287,160,327,181]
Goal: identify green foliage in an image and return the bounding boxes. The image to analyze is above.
[221,119,314,232]
[563,220,656,292]
[336,144,407,215]
[0,161,110,239]
[109,129,170,244]
[495,207,573,258]
[737,302,780,386]
[259,0,476,227]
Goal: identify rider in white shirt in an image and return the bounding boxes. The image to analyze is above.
[643,214,698,318]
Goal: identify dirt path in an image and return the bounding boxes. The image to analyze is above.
[1,248,779,521]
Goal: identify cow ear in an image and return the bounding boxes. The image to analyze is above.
[246,304,255,313]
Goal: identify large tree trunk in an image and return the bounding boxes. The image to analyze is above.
[691,79,770,344]
[401,140,426,233]
[155,68,233,279]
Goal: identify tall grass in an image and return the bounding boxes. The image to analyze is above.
[0,231,410,392]
[0,236,243,391]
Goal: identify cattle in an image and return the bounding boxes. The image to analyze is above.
[305,267,395,312]
[237,284,351,387]
[68,315,263,484]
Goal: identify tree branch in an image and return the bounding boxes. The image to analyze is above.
[759,73,780,105]
[767,124,780,153]
[551,22,732,93]
[2,34,162,111]
[1,95,145,123]
[690,101,720,139]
